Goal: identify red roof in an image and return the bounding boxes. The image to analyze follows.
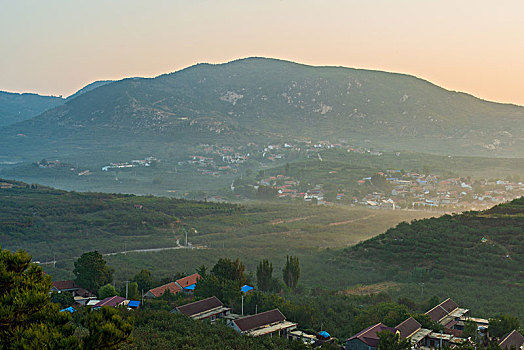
[147,282,181,297]
[94,296,126,307]
[176,273,201,288]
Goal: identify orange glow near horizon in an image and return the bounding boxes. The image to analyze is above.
[0,0,523,105]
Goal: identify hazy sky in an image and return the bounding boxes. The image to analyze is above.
[1,0,523,105]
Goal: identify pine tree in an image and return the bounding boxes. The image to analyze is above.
[0,246,78,349]
[80,307,134,349]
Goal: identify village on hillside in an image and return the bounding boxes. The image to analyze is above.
[250,171,523,211]
[52,274,524,350]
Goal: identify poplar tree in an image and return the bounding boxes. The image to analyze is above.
[256,259,273,291]
[282,255,300,290]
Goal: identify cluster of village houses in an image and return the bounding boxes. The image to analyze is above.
[357,171,524,211]
[101,156,157,172]
[179,141,380,178]
[254,171,523,211]
[51,274,523,349]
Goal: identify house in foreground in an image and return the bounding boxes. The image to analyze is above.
[345,323,397,350]
[499,330,524,350]
[425,298,470,331]
[51,280,95,305]
[345,298,497,350]
[171,296,231,321]
[229,309,297,337]
[93,296,127,308]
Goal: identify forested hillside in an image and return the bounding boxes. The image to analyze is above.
[337,197,524,318]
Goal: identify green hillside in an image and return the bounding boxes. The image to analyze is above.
[1,178,522,320]
[1,57,523,166]
[0,178,432,277]
[333,197,524,318]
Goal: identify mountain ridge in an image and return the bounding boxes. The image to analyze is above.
[1,57,523,163]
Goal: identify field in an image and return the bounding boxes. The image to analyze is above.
[2,178,523,325]
[0,178,433,284]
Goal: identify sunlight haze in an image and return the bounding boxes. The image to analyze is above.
[0,0,523,105]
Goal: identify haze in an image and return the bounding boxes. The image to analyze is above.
[1,0,523,105]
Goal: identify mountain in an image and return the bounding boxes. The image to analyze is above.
[0,91,63,126]
[1,57,523,164]
[0,80,113,127]
[65,80,113,101]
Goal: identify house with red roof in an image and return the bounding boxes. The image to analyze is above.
[143,282,181,298]
[143,273,201,298]
[175,273,201,291]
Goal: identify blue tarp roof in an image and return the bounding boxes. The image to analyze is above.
[241,285,254,293]
[183,283,196,291]
[319,331,330,338]
[60,306,75,313]
[128,300,140,308]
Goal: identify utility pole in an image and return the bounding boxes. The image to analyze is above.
[125,281,129,299]
[241,294,244,316]
[185,228,188,247]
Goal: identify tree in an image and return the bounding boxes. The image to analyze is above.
[0,246,78,349]
[282,255,300,290]
[80,307,134,349]
[128,282,140,300]
[256,259,273,291]
[211,258,246,285]
[489,314,521,339]
[196,264,208,279]
[352,303,410,334]
[462,320,479,340]
[73,251,114,292]
[51,291,75,308]
[98,283,118,299]
[132,269,152,292]
[377,330,411,350]
[257,185,277,199]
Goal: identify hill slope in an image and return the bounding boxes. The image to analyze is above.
[0,80,114,127]
[333,197,524,317]
[1,57,523,163]
[0,91,63,126]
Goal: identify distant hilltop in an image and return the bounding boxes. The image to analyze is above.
[1,57,523,161]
